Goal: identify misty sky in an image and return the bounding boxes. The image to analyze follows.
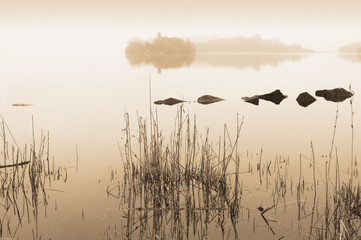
[1,0,360,51]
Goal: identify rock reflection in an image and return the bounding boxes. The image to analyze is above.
[195,53,308,71]
[339,54,361,64]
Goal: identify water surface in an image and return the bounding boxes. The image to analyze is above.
[0,38,360,239]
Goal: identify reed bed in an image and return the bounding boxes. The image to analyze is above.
[0,117,66,240]
[111,106,245,239]
[106,93,360,240]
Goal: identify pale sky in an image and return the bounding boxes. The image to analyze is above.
[1,0,360,51]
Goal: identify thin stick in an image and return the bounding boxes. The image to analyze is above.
[149,73,153,139]
[258,148,263,185]
[311,142,316,197]
[76,145,79,172]
[349,84,354,188]
[0,161,30,169]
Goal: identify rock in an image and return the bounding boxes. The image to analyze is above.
[241,96,259,105]
[296,92,316,107]
[197,95,224,105]
[242,90,287,105]
[154,98,185,106]
[315,88,353,102]
[259,90,287,105]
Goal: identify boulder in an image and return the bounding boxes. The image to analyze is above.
[154,98,185,106]
[197,95,224,105]
[241,96,259,105]
[258,90,287,105]
[315,88,353,102]
[296,92,316,107]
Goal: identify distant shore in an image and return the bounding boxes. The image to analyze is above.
[193,35,313,53]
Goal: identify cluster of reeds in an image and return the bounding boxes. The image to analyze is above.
[107,106,246,239]
[331,183,361,239]
[326,93,361,240]
[0,117,66,239]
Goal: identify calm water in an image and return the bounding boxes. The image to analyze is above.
[0,37,360,239]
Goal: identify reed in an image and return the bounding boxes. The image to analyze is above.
[0,116,66,239]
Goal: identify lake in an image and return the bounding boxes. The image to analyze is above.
[0,39,361,239]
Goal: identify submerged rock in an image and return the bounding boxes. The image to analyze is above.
[154,98,185,106]
[243,90,287,105]
[197,95,224,105]
[12,103,33,107]
[315,88,353,102]
[241,96,259,105]
[296,92,316,107]
[259,90,287,105]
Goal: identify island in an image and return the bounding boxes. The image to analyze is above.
[125,33,195,73]
[125,33,314,72]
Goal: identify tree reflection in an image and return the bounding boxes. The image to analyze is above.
[126,53,195,73]
[195,35,313,53]
[339,54,361,64]
[195,53,308,71]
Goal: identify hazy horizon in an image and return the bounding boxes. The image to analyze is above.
[1,0,361,51]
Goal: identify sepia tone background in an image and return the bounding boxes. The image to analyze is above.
[1,0,361,51]
[0,1,360,239]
